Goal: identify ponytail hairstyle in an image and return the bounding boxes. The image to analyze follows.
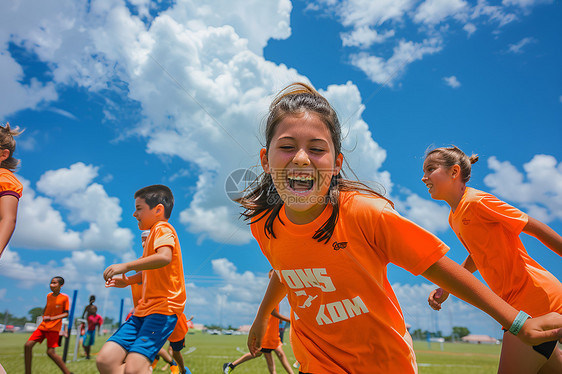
[0,123,23,171]
[238,82,392,243]
[425,146,478,183]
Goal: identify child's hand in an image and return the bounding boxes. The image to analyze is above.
[103,263,127,281]
[247,319,268,357]
[105,274,130,288]
[518,312,562,345]
[428,288,449,311]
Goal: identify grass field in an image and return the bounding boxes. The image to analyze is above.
[0,332,500,373]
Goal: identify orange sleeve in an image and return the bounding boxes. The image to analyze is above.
[368,202,449,275]
[476,194,528,234]
[0,170,23,199]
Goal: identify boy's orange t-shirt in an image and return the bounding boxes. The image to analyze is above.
[130,281,142,308]
[450,187,562,317]
[134,221,186,317]
[261,305,282,350]
[38,292,69,332]
[0,169,23,199]
[168,313,188,342]
[251,192,449,374]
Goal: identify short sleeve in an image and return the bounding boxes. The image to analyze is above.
[0,171,23,199]
[153,225,175,252]
[475,194,528,234]
[374,205,449,275]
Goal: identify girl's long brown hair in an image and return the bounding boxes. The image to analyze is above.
[238,83,392,243]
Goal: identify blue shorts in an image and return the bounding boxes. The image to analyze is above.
[107,314,177,361]
[83,330,96,346]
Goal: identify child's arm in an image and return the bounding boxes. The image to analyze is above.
[0,195,18,258]
[103,246,172,281]
[43,311,69,322]
[271,308,291,323]
[105,272,142,288]
[523,216,562,257]
[423,256,562,345]
[428,254,477,310]
[248,272,287,356]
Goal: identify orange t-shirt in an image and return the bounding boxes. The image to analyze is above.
[38,292,69,332]
[261,305,282,350]
[251,192,449,374]
[450,187,562,317]
[168,313,188,342]
[0,169,23,199]
[131,281,143,308]
[134,221,186,317]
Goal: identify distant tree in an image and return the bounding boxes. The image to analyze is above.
[28,307,43,322]
[104,316,118,328]
[0,311,28,326]
[410,328,420,340]
[452,326,470,339]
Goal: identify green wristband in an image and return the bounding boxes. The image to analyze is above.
[509,311,530,336]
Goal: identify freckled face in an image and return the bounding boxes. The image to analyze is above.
[261,112,342,224]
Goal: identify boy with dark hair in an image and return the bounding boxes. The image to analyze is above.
[97,184,186,374]
[24,276,72,374]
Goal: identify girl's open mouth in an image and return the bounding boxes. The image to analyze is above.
[288,175,314,191]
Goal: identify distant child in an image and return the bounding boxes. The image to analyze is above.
[0,122,23,260]
[82,294,96,318]
[238,83,562,373]
[224,270,293,374]
[83,305,103,359]
[422,146,562,373]
[24,276,72,374]
[97,185,186,374]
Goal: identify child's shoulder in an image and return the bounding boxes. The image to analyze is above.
[463,187,501,207]
[0,168,23,193]
[340,190,391,211]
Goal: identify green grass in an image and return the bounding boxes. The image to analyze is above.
[0,332,500,373]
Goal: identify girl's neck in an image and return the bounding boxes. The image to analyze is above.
[446,184,467,212]
[285,202,328,225]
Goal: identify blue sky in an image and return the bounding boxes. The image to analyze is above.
[0,0,560,338]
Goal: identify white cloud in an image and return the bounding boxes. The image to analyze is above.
[12,177,82,250]
[502,0,553,10]
[0,53,58,118]
[470,0,517,27]
[483,155,562,222]
[350,37,443,86]
[12,165,134,255]
[180,258,270,327]
[396,193,451,233]
[463,22,477,36]
[341,27,395,48]
[443,75,461,88]
[413,0,469,25]
[507,37,535,54]
[36,162,99,197]
[334,0,418,27]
